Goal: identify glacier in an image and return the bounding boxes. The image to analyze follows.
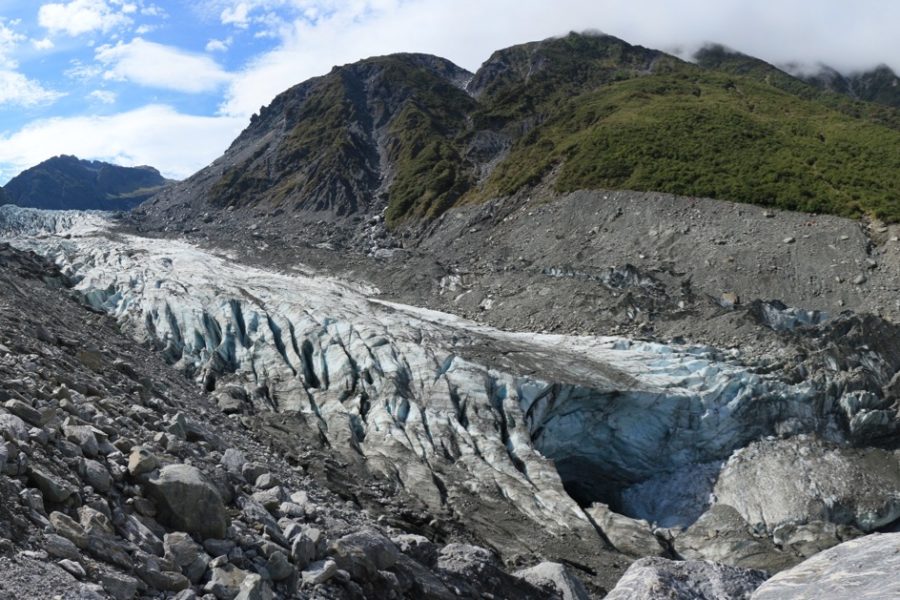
[0,206,856,544]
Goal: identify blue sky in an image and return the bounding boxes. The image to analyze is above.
[0,0,898,184]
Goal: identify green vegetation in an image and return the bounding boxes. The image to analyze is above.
[206,33,900,226]
[480,68,900,220]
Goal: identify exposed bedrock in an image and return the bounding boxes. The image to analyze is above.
[3,206,900,569]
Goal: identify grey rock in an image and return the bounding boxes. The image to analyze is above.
[751,533,900,599]
[605,556,768,600]
[127,446,159,476]
[254,473,280,490]
[0,413,30,442]
[205,563,250,600]
[391,534,438,566]
[79,505,115,537]
[145,464,228,538]
[120,513,165,556]
[250,485,284,510]
[514,562,591,600]
[58,558,86,578]
[714,436,900,533]
[137,565,190,593]
[81,458,112,492]
[587,502,665,557]
[4,399,41,426]
[437,543,551,599]
[165,532,211,583]
[84,532,133,568]
[28,466,77,503]
[63,422,99,458]
[327,529,398,580]
[772,520,863,560]
[234,573,273,600]
[101,572,141,600]
[204,538,236,557]
[240,462,268,483]
[675,504,797,572]
[301,559,338,586]
[49,511,88,548]
[266,550,293,581]
[290,533,317,569]
[220,448,246,475]
[45,533,81,561]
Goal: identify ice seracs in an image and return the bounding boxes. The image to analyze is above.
[1,205,894,563]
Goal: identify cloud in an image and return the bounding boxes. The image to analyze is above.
[0,19,26,68]
[0,105,245,183]
[88,89,117,103]
[0,70,65,107]
[96,37,232,93]
[32,38,55,50]
[38,0,133,36]
[221,2,251,28]
[205,38,230,53]
[218,0,900,119]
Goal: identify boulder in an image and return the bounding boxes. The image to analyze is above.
[145,464,228,539]
[514,562,591,600]
[587,503,666,557]
[605,557,768,600]
[100,572,141,600]
[234,573,273,600]
[127,447,159,477]
[327,529,399,580]
[751,533,900,599]
[301,558,338,586]
[29,466,78,503]
[4,399,41,426]
[714,437,900,533]
[205,562,250,600]
[675,504,797,572]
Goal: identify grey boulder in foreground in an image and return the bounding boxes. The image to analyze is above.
[604,557,768,599]
[751,532,900,599]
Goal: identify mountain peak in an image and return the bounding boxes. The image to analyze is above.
[3,155,171,211]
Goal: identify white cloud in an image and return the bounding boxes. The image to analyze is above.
[218,0,900,120]
[0,105,245,183]
[0,70,65,107]
[205,38,230,53]
[0,20,26,68]
[88,89,117,103]
[38,0,133,36]
[32,37,55,50]
[221,2,251,28]
[96,37,232,93]
[65,59,103,80]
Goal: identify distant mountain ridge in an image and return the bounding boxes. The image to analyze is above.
[3,155,171,211]
[136,32,900,231]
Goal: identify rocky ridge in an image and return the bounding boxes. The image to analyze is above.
[3,155,170,212]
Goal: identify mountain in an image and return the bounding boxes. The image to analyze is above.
[800,63,900,109]
[137,32,900,235]
[3,155,171,211]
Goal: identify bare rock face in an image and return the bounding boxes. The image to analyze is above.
[751,533,900,599]
[674,505,796,573]
[586,503,666,558]
[514,562,591,600]
[145,465,228,539]
[605,557,768,600]
[713,436,900,533]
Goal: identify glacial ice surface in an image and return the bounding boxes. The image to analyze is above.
[0,206,840,532]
